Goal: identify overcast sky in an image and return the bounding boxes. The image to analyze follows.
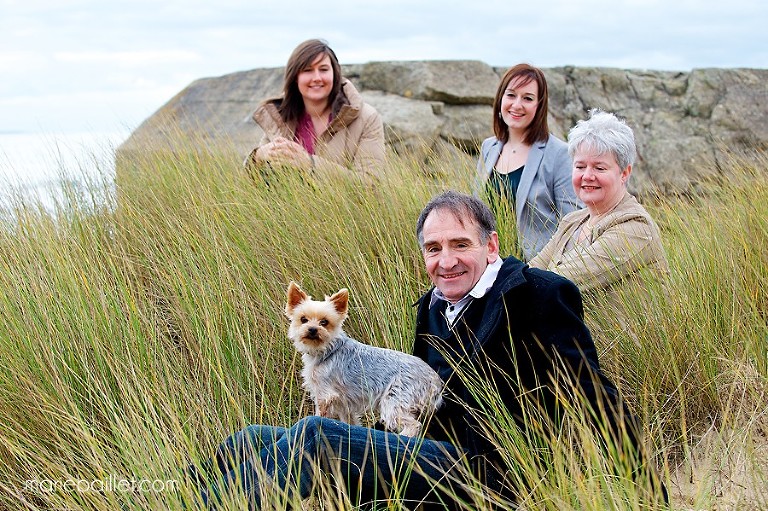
[2,0,767,136]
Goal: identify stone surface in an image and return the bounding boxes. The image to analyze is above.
[121,61,768,195]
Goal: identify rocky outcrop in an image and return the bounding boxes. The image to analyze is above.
[121,60,768,195]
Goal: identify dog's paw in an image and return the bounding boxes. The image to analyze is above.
[317,400,331,417]
[399,423,422,437]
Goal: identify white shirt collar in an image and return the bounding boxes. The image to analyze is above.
[429,258,503,322]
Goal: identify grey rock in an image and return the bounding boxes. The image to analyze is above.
[358,60,498,105]
[121,60,768,196]
[361,91,445,154]
[440,104,493,153]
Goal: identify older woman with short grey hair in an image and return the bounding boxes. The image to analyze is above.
[529,109,669,295]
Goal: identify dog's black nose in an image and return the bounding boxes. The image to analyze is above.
[307,327,318,337]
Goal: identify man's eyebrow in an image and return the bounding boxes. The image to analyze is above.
[424,237,473,246]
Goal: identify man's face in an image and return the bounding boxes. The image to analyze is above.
[421,208,499,304]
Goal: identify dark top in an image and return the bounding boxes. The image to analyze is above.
[413,256,640,464]
[488,165,525,203]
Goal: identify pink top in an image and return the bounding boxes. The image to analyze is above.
[295,112,315,154]
[295,111,333,155]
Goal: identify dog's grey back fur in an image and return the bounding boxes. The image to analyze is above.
[302,331,443,433]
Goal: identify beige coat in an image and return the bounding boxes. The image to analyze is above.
[250,79,385,180]
[529,191,669,295]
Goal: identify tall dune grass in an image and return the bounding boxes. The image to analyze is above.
[0,136,765,510]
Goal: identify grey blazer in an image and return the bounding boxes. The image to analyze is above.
[476,134,581,260]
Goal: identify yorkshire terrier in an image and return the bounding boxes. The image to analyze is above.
[285,281,443,437]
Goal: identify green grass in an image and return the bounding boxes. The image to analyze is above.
[0,135,766,510]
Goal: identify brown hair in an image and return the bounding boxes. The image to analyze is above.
[278,39,343,125]
[491,63,550,145]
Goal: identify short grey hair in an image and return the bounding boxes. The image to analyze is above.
[567,109,636,170]
[416,190,496,247]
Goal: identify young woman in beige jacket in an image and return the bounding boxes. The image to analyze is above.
[246,39,385,181]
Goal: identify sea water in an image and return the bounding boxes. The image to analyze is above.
[0,131,129,213]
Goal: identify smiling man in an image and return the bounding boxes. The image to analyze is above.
[412,190,666,504]
[191,190,664,510]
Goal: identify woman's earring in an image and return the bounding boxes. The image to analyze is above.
[498,111,502,119]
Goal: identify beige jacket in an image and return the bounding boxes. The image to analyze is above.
[529,191,669,294]
[250,79,385,180]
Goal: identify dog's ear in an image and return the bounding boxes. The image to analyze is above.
[286,281,308,316]
[329,288,349,316]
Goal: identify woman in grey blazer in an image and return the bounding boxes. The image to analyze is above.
[476,64,581,261]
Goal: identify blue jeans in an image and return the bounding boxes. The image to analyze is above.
[192,416,466,509]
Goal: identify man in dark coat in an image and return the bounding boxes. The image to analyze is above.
[412,190,665,506]
[192,190,665,510]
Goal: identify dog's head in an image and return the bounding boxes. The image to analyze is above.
[285,281,348,353]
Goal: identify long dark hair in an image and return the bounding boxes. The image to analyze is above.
[278,39,343,125]
[492,63,550,145]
